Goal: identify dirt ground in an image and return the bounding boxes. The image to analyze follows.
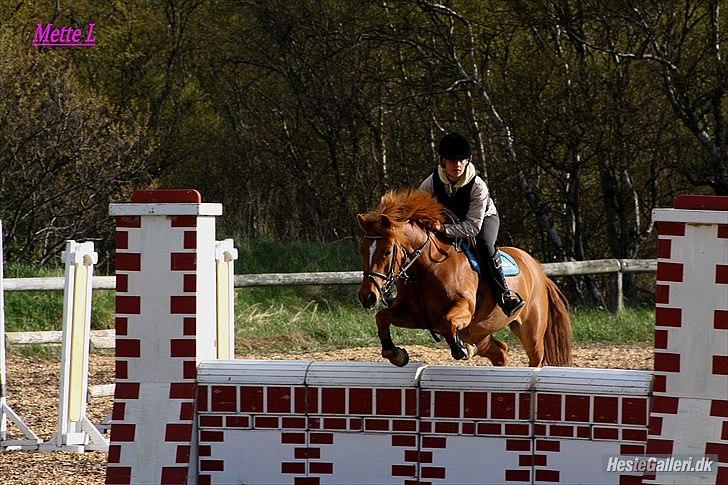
[0,344,652,484]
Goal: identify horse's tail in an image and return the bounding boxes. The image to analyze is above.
[543,278,573,366]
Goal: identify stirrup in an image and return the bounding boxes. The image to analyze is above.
[500,290,525,317]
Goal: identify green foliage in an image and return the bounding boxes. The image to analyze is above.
[4,291,65,333]
[7,343,63,359]
[2,1,724,311]
[2,265,65,332]
[2,263,62,279]
[234,286,376,353]
[91,290,117,330]
[234,286,655,355]
[234,238,360,274]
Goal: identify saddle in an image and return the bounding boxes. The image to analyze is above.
[454,241,520,277]
[442,208,520,277]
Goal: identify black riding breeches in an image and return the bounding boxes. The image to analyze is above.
[476,214,499,259]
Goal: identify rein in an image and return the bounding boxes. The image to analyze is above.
[363,231,431,307]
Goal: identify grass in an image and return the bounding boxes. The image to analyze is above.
[234,286,438,354]
[2,263,66,332]
[2,239,654,355]
[571,306,654,344]
[233,286,654,354]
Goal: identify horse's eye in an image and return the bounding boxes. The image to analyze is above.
[384,249,392,256]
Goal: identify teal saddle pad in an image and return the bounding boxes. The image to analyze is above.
[459,244,520,277]
[500,251,520,277]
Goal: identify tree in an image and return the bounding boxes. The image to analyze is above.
[552,0,727,194]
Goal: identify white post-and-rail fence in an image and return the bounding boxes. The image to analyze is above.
[2,259,656,351]
[0,215,239,453]
[1,258,658,292]
[4,257,655,294]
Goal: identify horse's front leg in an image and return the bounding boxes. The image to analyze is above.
[375,306,419,367]
[440,298,477,361]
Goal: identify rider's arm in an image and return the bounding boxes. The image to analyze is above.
[418,174,434,194]
[442,178,489,238]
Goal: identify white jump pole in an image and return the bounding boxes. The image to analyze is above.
[40,240,108,452]
[214,239,238,360]
[0,220,42,450]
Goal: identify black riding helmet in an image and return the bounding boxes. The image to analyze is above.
[438,132,471,160]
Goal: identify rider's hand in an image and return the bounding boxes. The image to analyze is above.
[432,221,444,232]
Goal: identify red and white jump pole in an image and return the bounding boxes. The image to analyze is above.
[647,195,727,484]
[105,189,235,484]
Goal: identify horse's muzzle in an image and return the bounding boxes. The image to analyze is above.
[358,289,377,309]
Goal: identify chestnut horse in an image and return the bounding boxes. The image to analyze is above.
[357,189,572,367]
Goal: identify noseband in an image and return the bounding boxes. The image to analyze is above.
[363,232,431,307]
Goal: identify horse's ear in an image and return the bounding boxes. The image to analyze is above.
[357,214,371,232]
[380,214,392,229]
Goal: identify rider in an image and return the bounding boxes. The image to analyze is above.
[419,132,525,317]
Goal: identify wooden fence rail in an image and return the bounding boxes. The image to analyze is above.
[3,259,657,351]
[2,258,656,292]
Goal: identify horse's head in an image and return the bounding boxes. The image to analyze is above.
[356,189,444,309]
[356,213,405,309]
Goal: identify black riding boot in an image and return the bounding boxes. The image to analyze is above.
[484,247,525,317]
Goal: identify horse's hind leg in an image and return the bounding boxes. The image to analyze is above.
[441,298,477,361]
[509,320,544,367]
[476,334,509,366]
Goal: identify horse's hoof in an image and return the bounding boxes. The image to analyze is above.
[465,343,477,359]
[387,347,409,367]
[451,347,467,360]
[451,343,476,361]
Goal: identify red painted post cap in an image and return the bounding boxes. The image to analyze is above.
[130,189,202,204]
[674,195,728,211]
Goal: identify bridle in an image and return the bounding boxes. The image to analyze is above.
[362,231,431,307]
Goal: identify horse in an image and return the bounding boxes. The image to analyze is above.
[357,188,572,368]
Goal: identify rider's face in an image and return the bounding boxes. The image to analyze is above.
[442,158,469,182]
